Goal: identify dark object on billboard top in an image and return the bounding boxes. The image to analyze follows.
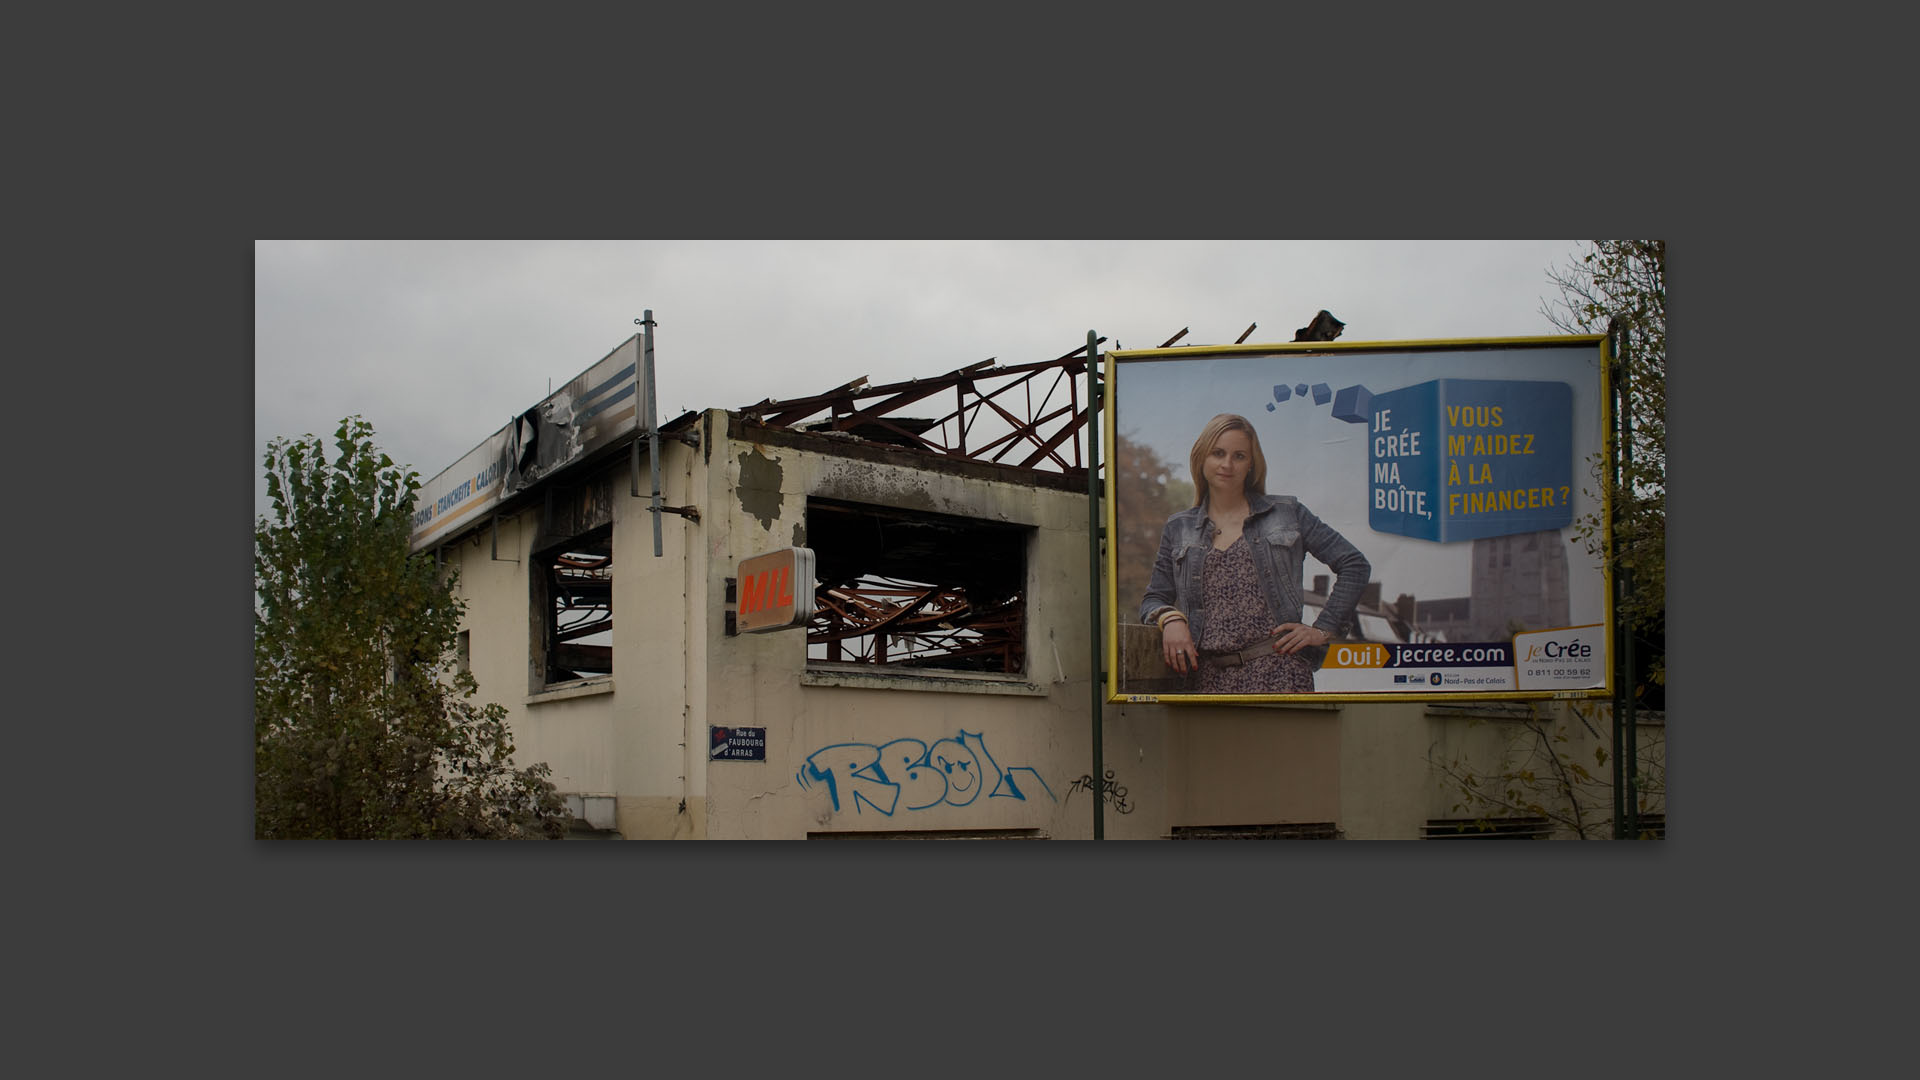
[1294,310,1345,342]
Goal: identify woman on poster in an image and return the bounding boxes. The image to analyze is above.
[1140,413,1370,693]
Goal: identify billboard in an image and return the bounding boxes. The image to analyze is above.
[1104,335,1611,704]
[410,335,644,552]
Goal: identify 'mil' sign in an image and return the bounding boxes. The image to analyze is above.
[735,546,817,633]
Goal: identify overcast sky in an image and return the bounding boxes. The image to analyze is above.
[253,240,1584,517]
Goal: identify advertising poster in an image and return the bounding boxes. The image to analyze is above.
[1105,336,1611,704]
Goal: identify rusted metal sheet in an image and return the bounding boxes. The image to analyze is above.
[733,341,1107,475]
[811,580,1023,672]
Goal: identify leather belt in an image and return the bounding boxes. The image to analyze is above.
[1200,633,1282,668]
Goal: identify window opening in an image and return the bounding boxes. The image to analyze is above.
[1421,816,1551,839]
[536,526,612,684]
[1169,823,1341,840]
[805,499,1028,674]
[807,828,1047,840]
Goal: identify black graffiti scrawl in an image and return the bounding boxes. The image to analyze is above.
[1066,768,1134,815]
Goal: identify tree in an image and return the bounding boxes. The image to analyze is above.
[1427,245,1669,840]
[255,417,569,839]
[1542,240,1666,697]
[1112,431,1194,621]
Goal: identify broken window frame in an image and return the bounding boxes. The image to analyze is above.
[531,523,613,687]
[804,498,1030,676]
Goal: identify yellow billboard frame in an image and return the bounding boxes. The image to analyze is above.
[1101,333,1613,706]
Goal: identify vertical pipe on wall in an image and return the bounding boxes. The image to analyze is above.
[1086,330,1105,840]
[644,310,663,557]
[681,419,697,835]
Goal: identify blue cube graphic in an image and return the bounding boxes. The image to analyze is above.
[1331,384,1372,424]
[1311,383,1331,405]
[1273,384,1292,402]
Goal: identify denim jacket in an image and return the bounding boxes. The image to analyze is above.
[1140,493,1370,656]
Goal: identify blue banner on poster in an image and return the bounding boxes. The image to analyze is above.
[1367,379,1572,543]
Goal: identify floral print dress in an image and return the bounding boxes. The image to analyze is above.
[1198,535,1316,694]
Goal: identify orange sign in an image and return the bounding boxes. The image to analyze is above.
[736,546,816,633]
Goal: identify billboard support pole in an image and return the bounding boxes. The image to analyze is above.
[1619,324,1639,839]
[1607,322,1625,837]
[1606,319,1641,838]
[1087,330,1105,841]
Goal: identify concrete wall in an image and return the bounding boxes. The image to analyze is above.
[444,425,709,840]
[443,409,1661,841]
[701,412,1108,838]
[1421,700,1664,840]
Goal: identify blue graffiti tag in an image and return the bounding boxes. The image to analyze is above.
[796,730,1056,816]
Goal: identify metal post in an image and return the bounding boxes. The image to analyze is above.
[1086,330,1105,841]
[1619,324,1639,839]
[1608,321,1626,838]
[643,311,663,557]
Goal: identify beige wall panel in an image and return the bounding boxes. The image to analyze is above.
[608,440,702,810]
[1165,707,1341,828]
[617,794,704,840]
[1337,702,1436,839]
[1082,706,1171,840]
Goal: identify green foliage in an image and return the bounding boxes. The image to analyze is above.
[255,417,569,839]
[1113,431,1195,619]
[1544,241,1666,691]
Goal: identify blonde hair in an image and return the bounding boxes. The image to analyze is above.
[1187,413,1267,506]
